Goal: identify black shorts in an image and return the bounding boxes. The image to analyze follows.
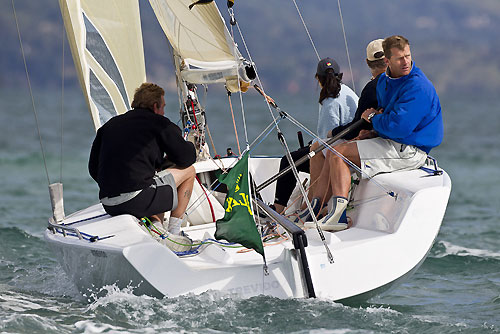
[102,171,177,218]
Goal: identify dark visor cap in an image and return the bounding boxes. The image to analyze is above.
[316,57,340,77]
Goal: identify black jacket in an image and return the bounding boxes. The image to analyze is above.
[89,108,196,198]
[330,73,381,140]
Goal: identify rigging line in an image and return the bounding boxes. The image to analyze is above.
[60,24,65,183]
[230,11,330,256]
[205,124,218,156]
[237,77,249,148]
[248,118,281,152]
[291,0,320,61]
[231,10,331,260]
[230,14,278,126]
[229,11,328,258]
[282,112,395,196]
[12,0,51,186]
[228,10,249,149]
[227,93,242,155]
[247,118,282,156]
[336,0,356,92]
[184,153,248,216]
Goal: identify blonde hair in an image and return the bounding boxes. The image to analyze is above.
[382,35,410,59]
[131,83,164,111]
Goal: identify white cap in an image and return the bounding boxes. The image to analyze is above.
[366,39,385,61]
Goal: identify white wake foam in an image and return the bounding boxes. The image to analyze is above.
[434,241,500,259]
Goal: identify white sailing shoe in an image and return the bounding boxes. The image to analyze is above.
[162,232,193,253]
[304,196,348,231]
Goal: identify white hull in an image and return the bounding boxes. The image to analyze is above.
[45,157,451,301]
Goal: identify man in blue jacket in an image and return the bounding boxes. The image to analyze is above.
[314,35,443,231]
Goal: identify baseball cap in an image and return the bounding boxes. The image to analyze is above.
[366,39,385,61]
[316,57,340,76]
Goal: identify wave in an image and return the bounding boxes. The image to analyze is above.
[431,240,500,260]
[2,282,497,334]
[0,227,81,298]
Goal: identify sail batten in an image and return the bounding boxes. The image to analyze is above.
[60,0,146,130]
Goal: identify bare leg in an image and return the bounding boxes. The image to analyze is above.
[328,142,361,198]
[166,165,196,218]
[274,203,285,214]
[150,213,164,222]
[308,141,324,200]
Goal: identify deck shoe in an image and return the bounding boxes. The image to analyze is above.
[291,197,322,224]
[261,220,278,238]
[163,232,193,253]
[305,196,348,231]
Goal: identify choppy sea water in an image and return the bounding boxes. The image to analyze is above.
[1,89,499,333]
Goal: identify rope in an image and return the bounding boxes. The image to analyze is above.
[290,0,356,92]
[336,0,356,92]
[205,124,218,156]
[248,118,282,155]
[189,98,199,129]
[227,93,242,155]
[230,13,278,125]
[291,0,320,61]
[228,8,250,149]
[12,0,51,186]
[195,176,216,222]
[62,213,109,226]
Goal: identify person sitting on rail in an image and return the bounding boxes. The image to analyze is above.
[89,83,196,241]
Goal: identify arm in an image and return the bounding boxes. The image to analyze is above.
[159,123,196,167]
[88,130,102,182]
[372,83,432,139]
[318,99,341,139]
[330,78,378,139]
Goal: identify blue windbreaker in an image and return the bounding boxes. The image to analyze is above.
[371,64,443,153]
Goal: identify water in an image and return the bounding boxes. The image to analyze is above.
[1,88,499,333]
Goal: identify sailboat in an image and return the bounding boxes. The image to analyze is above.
[44,0,451,301]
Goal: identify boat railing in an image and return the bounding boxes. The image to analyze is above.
[47,217,84,240]
[254,198,316,298]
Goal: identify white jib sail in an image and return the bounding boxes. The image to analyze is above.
[149,0,252,90]
[60,0,147,130]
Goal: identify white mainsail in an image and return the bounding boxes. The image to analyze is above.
[149,0,254,91]
[60,0,147,130]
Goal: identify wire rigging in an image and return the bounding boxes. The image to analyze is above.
[336,0,356,92]
[291,0,320,61]
[291,0,356,92]
[228,8,250,150]
[60,26,65,183]
[12,0,51,186]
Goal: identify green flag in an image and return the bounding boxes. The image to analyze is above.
[215,152,264,257]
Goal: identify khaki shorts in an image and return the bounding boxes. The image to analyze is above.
[355,137,427,179]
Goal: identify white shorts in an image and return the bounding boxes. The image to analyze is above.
[355,137,427,179]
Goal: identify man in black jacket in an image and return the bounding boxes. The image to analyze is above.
[89,83,196,236]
